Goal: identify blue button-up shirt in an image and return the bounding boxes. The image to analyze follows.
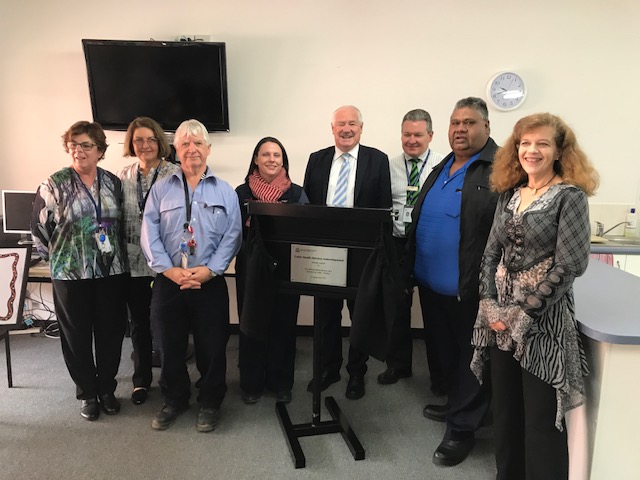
[140,168,242,275]
[414,153,480,296]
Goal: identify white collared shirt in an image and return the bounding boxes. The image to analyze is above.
[327,144,360,207]
[389,148,444,237]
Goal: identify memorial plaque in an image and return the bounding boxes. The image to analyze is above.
[290,244,348,287]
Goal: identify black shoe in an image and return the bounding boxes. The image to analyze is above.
[196,407,220,433]
[423,403,447,422]
[433,435,475,467]
[151,403,189,431]
[275,390,292,404]
[99,393,121,415]
[377,367,412,385]
[131,387,148,405]
[80,398,100,421]
[241,390,263,405]
[306,371,341,392]
[345,376,365,400]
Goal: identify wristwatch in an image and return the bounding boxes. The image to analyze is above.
[208,268,216,279]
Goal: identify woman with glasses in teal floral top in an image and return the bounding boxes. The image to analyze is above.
[117,117,179,406]
[31,121,128,421]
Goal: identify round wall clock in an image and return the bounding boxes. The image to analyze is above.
[486,72,527,111]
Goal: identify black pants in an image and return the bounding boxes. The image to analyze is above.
[417,287,446,391]
[125,275,153,389]
[317,298,369,378]
[418,286,490,439]
[239,293,300,394]
[151,274,230,409]
[52,274,127,400]
[384,236,413,371]
[491,347,568,480]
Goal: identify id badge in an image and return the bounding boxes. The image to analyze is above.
[95,228,113,253]
[402,205,414,223]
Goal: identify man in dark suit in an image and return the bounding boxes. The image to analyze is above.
[303,105,392,400]
[406,97,498,467]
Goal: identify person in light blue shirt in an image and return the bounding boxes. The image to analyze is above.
[141,119,241,433]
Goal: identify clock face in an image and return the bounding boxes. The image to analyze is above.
[486,72,527,111]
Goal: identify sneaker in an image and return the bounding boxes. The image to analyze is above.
[151,403,188,431]
[196,407,220,433]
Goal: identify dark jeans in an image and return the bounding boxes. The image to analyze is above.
[52,274,127,400]
[491,347,568,480]
[151,274,230,409]
[125,275,154,389]
[418,286,490,438]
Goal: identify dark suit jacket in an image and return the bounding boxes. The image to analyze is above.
[303,145,392,208]
[303,143,395,360]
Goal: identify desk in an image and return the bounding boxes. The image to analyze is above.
[572,260,640,480]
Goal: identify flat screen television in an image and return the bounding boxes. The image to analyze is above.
[2,190,36,244]
[82,39,230,132]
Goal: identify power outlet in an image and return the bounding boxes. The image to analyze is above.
[175,34,210,42]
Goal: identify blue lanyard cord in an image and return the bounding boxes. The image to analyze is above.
[137,160,163,218]
[75,168,102,226]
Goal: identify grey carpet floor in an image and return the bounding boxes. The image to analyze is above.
[0,333,496,480]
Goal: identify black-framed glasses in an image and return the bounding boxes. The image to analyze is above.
[133,137,159,147]
[67,141,97,152]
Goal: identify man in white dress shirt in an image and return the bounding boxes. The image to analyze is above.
[377,109,446,396]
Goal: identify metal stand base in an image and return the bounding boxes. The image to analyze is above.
[276,396,365,469]
[275,297,365,469]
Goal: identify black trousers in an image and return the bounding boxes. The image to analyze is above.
[491,347,568,480]
[417,287,446,391]
[52,274,127,400]
[239,293,300,394]
[150,274,230,409]
[418,286,490,439]
[125,275,153,389]
[317,298,369,378]
[384,236,413,371]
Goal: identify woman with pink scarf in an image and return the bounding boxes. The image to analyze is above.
[235,137,308,405]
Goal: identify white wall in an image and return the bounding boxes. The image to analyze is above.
[1,0,639,206]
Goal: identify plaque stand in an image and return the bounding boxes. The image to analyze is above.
[245,203,392,468]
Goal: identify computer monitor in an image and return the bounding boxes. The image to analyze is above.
[2,190,36,243]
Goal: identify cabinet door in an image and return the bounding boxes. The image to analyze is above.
[625,255,640,277]
[613,254,627,271]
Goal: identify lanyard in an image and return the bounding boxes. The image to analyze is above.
[181,167,208,229]
[137,160,163,219]
[76,168,103,226]
[404,150,430,186]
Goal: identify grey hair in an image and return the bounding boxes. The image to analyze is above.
[402,109,433,133]
[454,97,489,121]
[331,105,363,125]
[173,119,211,146]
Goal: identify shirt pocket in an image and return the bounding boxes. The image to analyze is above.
[200,203,229,240]
[158,198,185,234]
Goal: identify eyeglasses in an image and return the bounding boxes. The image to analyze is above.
[67,141,97,152]
[133,137,159,147]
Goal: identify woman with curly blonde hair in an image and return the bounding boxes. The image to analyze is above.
[471,113,598,480]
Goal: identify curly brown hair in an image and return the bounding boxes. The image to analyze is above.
[491,113,599,196]
[61,121,108,159]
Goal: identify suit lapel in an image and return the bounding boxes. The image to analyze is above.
[354,146,367,206]
[320,147,335,203]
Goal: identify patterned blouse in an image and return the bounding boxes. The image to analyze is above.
[117,160,180,277]
[470,184,591,430]
[31,167,127,280]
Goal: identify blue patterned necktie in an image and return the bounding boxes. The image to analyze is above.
[333,153,351,206]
